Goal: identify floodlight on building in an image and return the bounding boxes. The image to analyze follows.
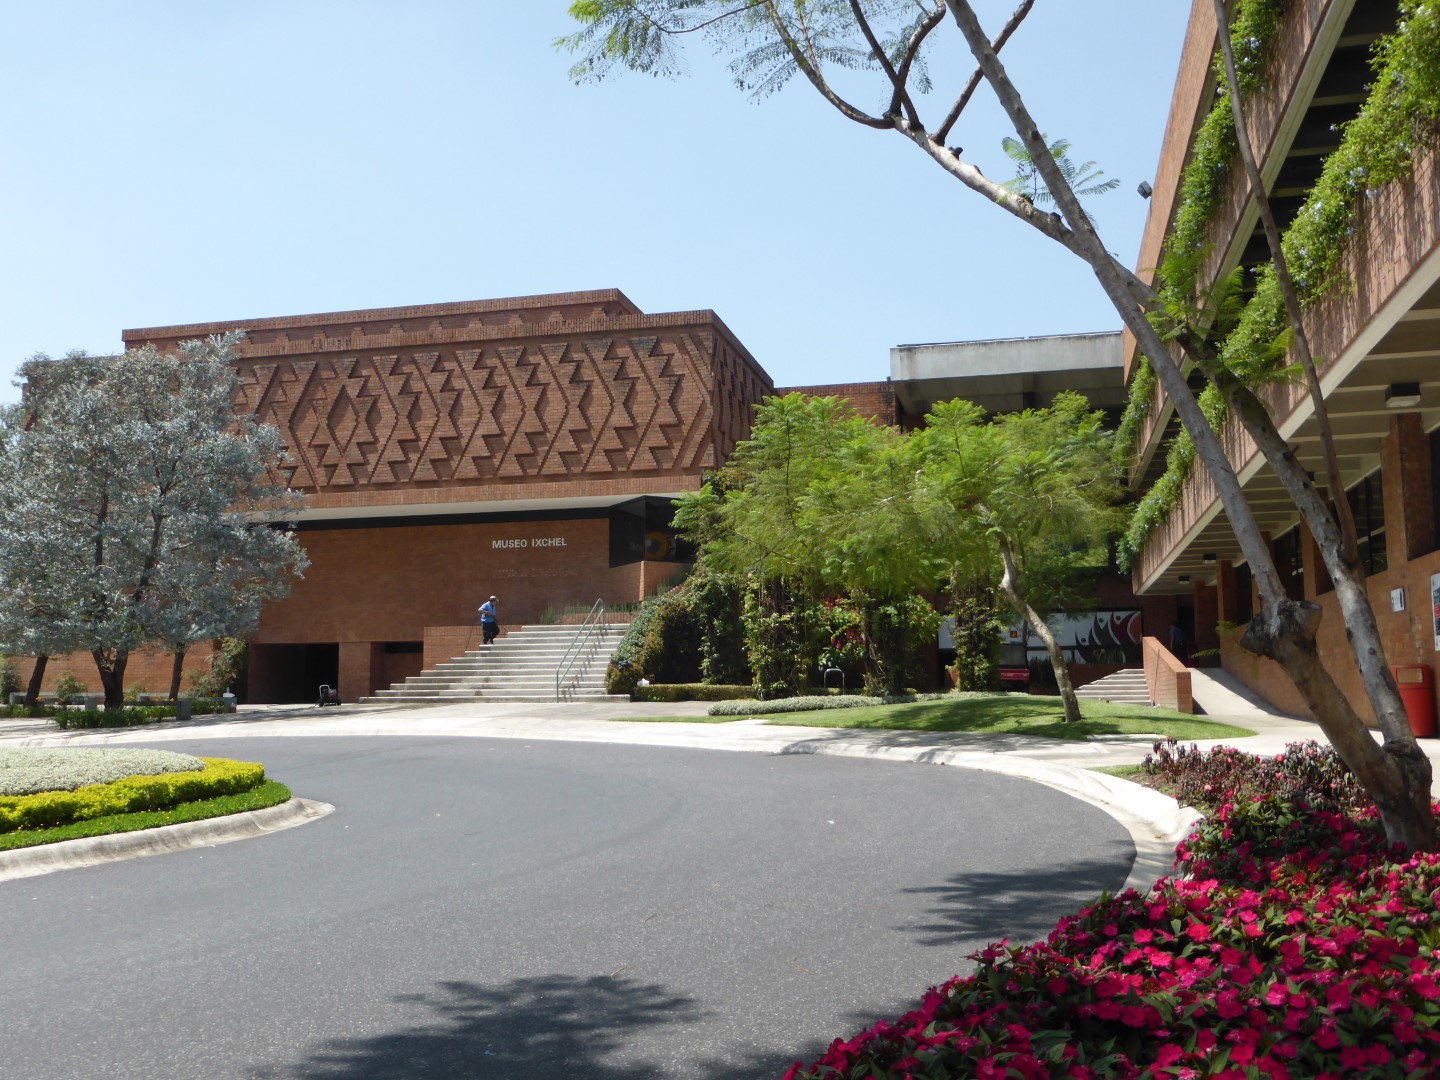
[1202,553,1217,564]
[1386,382,1422,409]
[1137,181,1154,198]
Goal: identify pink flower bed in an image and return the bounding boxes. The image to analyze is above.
[784,757,1440,1079]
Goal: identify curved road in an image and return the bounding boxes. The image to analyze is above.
[0,736,1132,1079]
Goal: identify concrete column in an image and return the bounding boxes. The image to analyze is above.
[338,642,382,703]
[1381,413,1433,562]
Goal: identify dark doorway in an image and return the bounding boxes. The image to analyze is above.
[246,643,340,704]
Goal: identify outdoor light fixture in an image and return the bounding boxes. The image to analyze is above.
[1202,553,1217,564]
[1386,382,1421,409]
[1137,181,1154,198]
[1179,575,1191,584]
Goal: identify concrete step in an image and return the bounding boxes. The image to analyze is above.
[1075,668,1153,705]
[366,617,627,705]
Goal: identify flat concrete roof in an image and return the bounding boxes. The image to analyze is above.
[890,331,1125,415]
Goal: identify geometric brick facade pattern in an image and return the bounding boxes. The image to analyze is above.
[124,289,773,503]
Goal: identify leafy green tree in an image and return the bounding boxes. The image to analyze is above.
[916,392,1121,722]
[680,394,941,695]
[0,337,309,709]
[1002,133,1119,214]
[558,0,1437,849]
[946,585,1006,691]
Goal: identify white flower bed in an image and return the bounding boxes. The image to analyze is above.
[0,748,206,796]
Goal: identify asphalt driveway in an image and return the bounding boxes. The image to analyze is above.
[0,736,1132,1079]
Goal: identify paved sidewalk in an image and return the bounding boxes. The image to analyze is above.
[4,678,1437,890]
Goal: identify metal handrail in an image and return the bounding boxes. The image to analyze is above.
[555,598,608,701]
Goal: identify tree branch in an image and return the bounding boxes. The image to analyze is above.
[891,3,947,120]
[934,0,1034,143]
[848,0,919,124]
[761,1,892,129]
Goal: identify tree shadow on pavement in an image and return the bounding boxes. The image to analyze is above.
[900,850,1133,948]
[255,973,819,1080]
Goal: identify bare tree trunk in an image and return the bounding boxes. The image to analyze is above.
[24,655,48,706]
[946,0,1434,848]
[996,538,1080,723]
[168,650,185,702]
[93,649,128,710]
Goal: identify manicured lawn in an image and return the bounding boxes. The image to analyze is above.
[0,780,293,852]
[617,696,1251,741]
[767,697,1250,740]
[1090,763,1145,778]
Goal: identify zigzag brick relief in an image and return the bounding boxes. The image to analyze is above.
[194,295,773,501]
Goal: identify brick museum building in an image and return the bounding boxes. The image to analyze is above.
[13,285,1168,704]
[118,289,774,703]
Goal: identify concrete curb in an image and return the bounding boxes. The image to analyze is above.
[0,797,335,883]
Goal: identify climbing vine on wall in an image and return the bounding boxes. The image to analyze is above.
[1117,0,1440,569]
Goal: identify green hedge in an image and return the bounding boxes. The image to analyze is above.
[0,757,266,833]
[1,701,228,726]
[630,683,754,703]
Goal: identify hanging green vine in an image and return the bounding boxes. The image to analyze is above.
[1119,0,1440,569]
[1110,0,1285,484]
[1111,355,1155,475]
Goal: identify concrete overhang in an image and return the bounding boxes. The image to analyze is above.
[890,331,1125,416]
[287,493,687,527]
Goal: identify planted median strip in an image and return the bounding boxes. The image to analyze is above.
[0,749,291,852]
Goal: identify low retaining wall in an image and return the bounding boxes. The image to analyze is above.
[1143,636,1193,713]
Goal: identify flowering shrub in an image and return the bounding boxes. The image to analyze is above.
[784,745,1440,1079]
[1142,737,1371,815]
[0,748,206,796]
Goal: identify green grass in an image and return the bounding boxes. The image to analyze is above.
[1091,764,1146,778]
[0,780,293,852]
[764,698,1251,741]
[617,697,1252,742]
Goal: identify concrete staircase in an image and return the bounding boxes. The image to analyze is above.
[361,623,631,705]
[1074,668,1152,706]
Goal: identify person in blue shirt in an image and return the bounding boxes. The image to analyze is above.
[479,595,500,645]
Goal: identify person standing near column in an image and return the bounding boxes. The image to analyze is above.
[479,595,500,645]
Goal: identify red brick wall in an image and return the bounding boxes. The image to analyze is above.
[123,293,773,515]
[777,381,897,425]
[9,644,216,699]
[257,517,647,645]
[1224,547,1440,727]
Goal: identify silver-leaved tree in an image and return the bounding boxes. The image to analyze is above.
[559,0,1436,849]
[0,335,309,709]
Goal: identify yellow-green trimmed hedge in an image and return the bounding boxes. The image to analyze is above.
[0,757,266,833]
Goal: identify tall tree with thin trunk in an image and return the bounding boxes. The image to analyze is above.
[559,0,1436,848]
[916,393,1122,723]
[0,337,309,709]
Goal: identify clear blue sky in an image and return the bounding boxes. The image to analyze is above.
[0,2,1190,405]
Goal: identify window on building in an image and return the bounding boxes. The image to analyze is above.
[1346,469,1387,576]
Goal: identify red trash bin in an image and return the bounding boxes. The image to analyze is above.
[1392,665,1436,738]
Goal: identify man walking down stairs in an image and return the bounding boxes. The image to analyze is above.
[361,623,631,705]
